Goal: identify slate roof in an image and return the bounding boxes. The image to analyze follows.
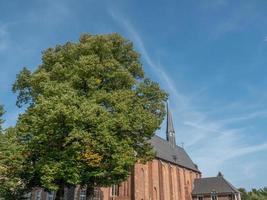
[149,135,200,172]
[192,173,239,195]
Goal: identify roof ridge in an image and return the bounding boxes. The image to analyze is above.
[150,135,200,172]
[192,175,240,195]
[195,176,219,180]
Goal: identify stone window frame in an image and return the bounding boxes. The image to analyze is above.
[197,195,204,200]
[110,184,119,197]
[211,194,218,200]
[80,188,87,200]
[35,190,41,200]
[46,191,55,200]
[24,192,32,200]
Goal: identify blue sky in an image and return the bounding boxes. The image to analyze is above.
[1,0,267,190]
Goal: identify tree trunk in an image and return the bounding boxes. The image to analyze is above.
[86,185,95,200]
[55,184,65,200]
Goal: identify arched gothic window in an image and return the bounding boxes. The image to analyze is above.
[111,185,119,197]
[153,187,157,200]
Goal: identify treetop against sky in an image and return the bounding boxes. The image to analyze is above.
[1,0,267,189]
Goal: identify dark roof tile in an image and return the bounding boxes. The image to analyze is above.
[149,135,200,172]
[192,176,239,195]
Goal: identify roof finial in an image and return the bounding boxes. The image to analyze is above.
[166,102,176,147]
[217,171,223,177]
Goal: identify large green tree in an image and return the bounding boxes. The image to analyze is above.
[0,106,28,199]
[13,33,167,199]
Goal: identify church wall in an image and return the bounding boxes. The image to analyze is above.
[29,158,200,200]
[151,159,160,200]
[176,167,182,200]
[98,158,200,200]
[185,169,193,200]
[179,167,186,200]
[162,162,170,200]
[217,197,232,200]
[109,158,200,200]
[100,187,110,200]
[170,163,178,200]
[134,162,148,200]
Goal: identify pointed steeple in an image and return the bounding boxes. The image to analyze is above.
[166,102,176,147]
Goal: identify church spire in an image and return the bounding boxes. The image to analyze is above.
[166,102,176,147]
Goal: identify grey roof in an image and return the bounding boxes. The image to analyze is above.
[149,135,200,172]
[192,174,239,195]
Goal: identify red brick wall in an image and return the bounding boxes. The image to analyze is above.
[30,158,200,200]
[100,158,200,200]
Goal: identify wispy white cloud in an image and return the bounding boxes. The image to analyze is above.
[26,0,70,25]
[108,9,267,187]
[211,16,243,40]
[201,0,229,10]
[108,9,189,109]
[209,3,258,40]
[212,0,228,7]
[218,110,267,125]
[227,143,267,160]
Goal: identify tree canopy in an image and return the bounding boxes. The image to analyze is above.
[0,105,4,133]
[12,33,167,198]
[239,188,267,200]
[0,128,28,200]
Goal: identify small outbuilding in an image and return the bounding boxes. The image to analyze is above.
[192,172,241,200]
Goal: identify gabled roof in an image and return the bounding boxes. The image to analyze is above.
[192,173,239,195]
[149,135,200,172]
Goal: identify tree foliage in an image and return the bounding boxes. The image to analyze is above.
[0,105,4,133]
[0,128,28,200]
[12,33,167,197]
[239,188,267,200]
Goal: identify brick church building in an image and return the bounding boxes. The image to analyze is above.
[29,105,201,200]
[28,105,240,200]
[97,104,201,200]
